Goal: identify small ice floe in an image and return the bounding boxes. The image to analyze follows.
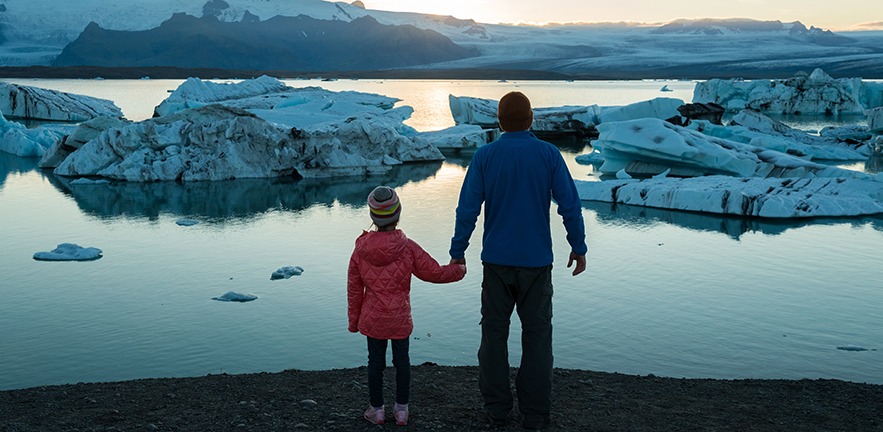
[69,178,110,185]
[836,345,870,352]
[176,219,200,226]
[615,168,632,179]
[212,291,257,302]
[652,168,671,179]
[271,266,304,280]
[33,243,103,261]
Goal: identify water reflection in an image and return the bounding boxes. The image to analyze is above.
[584,200,883,239]
[0,153,41,188]
[867,156,883,174]
[50,161,443,221]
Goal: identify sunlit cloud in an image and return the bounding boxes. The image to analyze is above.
[851,21,883,30]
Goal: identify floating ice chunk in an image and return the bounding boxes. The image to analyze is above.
[418,124,498,151]
[693,69,870,115]
[836,345,869,352]
[176,219,199,226]
[575,176,883,218]
[593,118,873,179]
[598,97,684,123]
[33,243,103,261]
[212,291,257,302]
[575,149,604,165]
[660,85,672,92]
[0,82,122,121]
[0,112,73,157]
[271,266,305,280]
[69,178,110,185]
[155,75,398,118]
[652,168,671,179]
[54,104,442,182]
[869,107,883,135]
[615,168,632,179]
[449,94,600,137]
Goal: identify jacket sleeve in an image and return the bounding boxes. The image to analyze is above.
[411,240,466,283]
[346,251,364,333]
[449,153,484,260]
[551,151,588,256]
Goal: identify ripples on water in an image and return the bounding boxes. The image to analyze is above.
[0,79,881,390]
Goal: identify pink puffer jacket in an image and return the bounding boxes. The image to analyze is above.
[348,229,466,340]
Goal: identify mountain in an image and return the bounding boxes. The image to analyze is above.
[52,13,476,70]
[651,19,854,45]
[1,0,883,78]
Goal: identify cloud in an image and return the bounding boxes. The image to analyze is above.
[852,21,883,30]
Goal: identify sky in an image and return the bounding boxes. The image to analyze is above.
[360,0,882,31]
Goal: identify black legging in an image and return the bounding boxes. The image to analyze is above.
[366,336,410,407]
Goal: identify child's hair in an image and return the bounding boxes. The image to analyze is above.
[367,186,401,229]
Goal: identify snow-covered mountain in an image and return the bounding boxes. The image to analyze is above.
[1,0,882,78]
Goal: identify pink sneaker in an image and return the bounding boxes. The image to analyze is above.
[364,405,384,425]
[394,403,409,426]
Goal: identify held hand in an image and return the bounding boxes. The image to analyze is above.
[450,258,467,275]
[567,252,586,276]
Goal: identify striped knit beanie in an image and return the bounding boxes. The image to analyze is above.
[368,186,401,227]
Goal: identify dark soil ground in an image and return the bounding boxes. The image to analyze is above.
[2,364,881,432]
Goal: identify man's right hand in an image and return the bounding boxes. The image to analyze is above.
[567,252,586,276]
[450,258,466,265]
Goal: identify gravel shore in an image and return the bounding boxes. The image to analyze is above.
[2,364,882,431]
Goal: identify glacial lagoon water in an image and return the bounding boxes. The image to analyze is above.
[0,79,881,391]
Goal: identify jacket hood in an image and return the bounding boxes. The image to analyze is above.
[355,229,409,267]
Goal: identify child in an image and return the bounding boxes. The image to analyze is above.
[347,186,466,426]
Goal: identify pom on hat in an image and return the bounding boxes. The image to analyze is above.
[497,91,533,132]
[368,186,401,227]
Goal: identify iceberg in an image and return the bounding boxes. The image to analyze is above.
[870,108,883,135]
[154,75,397,118]
[271,266,304,280]
[692,69,874,115]
[685,117,870,162]
[0,82,123,121]
[39,116,129,168]
[597,97,684,123]
[0,112,74,157]
[53,104,443,181]
[417,124,498,151]
[449,95,684,138]
[449,95,600,137]
[592,118,873,180]
[33,243,103,261]
[575,176,883,218]
[212,291,257,302]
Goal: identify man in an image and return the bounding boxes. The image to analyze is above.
[449,91,588,431]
